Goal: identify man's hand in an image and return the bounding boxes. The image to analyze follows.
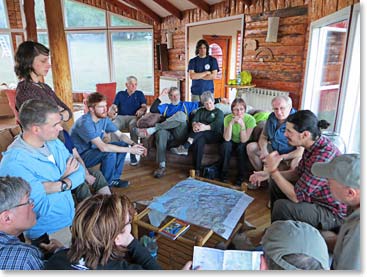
[85,171,96,185]
[108,104,118,119]
[158,88,169,101]
[61,157,79,179]
[39,239,64,254]
[264,151,282,173]
[130,144,147,156]
[135,107,146,118]
[249,170,269,187]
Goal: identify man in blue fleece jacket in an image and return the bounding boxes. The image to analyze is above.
[0,99,85,246]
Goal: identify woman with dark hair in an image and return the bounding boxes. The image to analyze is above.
[249,110,347,231]
[188,39,219,102]
[220,98,256,186]
[14,41,72,123]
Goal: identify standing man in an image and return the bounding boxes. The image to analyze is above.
[71,92,146,188]
[135,87,199,178]
[108,76,147,166]
[249,110,347,231]
[312,154,360,270]
[0,100,85,246]
[188,39,219,102]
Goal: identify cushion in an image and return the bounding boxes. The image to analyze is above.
[215,103,231,116]
[136,113,164,128]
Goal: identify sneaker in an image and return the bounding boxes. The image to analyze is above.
[170,145,188,156]
[109,179,130,188]
[235,177,244,187]
[153,167,166,178]
[133,127,149,139]
[130,154,139,166]
[247,182,258,190]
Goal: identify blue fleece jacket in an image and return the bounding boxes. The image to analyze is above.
[0,136,85,239]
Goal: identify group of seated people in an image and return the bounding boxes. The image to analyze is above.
[0,40,360,270]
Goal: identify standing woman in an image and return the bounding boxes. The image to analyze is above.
[14,41,72,127]
[220,98,256,186]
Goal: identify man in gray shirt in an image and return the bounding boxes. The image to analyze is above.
[312,154,360,270]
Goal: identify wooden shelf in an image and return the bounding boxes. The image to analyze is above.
[224,84,256,89]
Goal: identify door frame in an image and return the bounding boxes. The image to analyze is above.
[203,35,231,98]
[185,15,244,100]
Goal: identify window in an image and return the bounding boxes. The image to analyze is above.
[0,0,17,85]
[63,0,153,94]
[111,31,153,93]
[67,32,109,91]
[302,4,360,153]
[0,0,8,28]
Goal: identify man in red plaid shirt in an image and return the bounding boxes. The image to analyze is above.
[250,110,346,231]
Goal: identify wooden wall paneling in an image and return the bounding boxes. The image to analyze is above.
[284,0,292,7]
[277,0,285,9]
[263,0,270,12]
[323,0,338,17]
[337,0,354,10]
[309,0,323,21]
[269,0,277,10]
[292,0,305,6]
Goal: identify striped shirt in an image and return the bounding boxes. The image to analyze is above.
[0,232,44,270]
[294,135,347,219]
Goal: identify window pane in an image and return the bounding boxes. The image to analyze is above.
[0,0,8,28]
[36,33,53,88]
[110,14,150,27]
[64,0,105,28]
[67,33,109,91]
[111,32,153,94]
[0,34,17,85]
[35,0,47,29]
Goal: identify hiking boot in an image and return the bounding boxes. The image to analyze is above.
[109,179,130,188]
[219,172,228,183]
[235,177,244,187]
[153,167,166,178]
[130,154,139,166]
[133,127,150,139]
[170,145,188,156]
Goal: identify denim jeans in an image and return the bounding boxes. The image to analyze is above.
[81,141,128,184]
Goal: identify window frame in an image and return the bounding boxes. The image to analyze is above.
[302,4,360,153]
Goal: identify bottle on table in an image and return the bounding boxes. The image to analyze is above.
[236,71,242,85]
[146,231,158,260]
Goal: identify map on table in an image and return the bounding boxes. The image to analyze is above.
[147,178,254,240]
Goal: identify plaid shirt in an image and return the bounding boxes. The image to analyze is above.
[0,232,44,270]
[295,135,347,219]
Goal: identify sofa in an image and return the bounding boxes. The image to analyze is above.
[0,125,21,160]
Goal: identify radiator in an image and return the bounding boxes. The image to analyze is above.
[240,87,289,112]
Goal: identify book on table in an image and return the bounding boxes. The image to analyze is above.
[192,246,263,270]
[158,218,190,240]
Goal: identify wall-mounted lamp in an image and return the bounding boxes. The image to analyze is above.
[166,32,173,49]
[266,17,280,42]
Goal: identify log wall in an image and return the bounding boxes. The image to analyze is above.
[5,0,359,107]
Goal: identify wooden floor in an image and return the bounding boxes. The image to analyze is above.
[0,116,271,270]
[118,159,271,270]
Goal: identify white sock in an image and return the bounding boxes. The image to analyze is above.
[147,127,157,135]
[159,161,166,168]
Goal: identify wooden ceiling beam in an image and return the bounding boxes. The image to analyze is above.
[153,0,182,20]
[187,0,211,14]
[122,0,162,23]
[106,0,135,13]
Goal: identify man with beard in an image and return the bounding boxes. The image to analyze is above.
[71,92,147,188]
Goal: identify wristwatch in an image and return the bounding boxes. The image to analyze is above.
[60,180,69,192]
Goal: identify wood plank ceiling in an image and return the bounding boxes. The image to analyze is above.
[111,0,256,23]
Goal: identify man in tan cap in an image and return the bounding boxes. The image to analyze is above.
[312,153,360,270]
[261,220,330,270]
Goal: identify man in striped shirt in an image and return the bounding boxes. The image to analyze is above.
[250,110,346,231]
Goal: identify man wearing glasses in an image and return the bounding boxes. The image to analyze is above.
[0,176,61,269]
[246,95,304,189]
[0,100,85,247]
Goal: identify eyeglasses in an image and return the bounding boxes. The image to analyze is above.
[9,198,34,210]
